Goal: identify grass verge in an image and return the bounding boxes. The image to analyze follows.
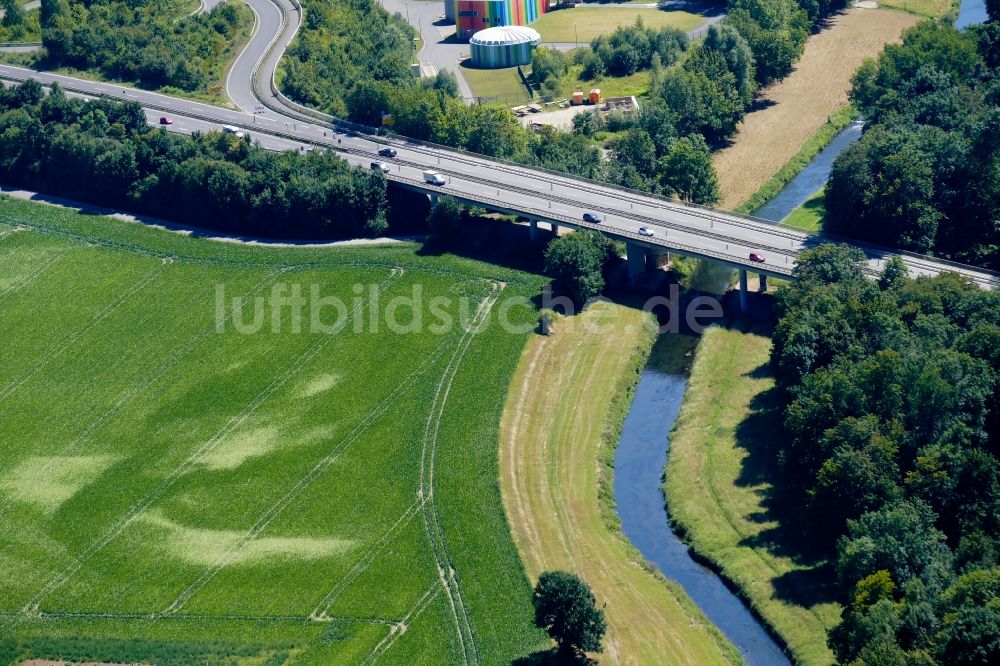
[735,104,856,216]
[499,300,741,665]
[459,61,533,104]
[664,324,842,666]
[781,188,826,233]
[532,7,703,43]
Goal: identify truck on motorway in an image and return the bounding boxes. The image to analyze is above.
[423,170,446,186]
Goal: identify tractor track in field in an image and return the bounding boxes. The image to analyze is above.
[0,608,402,627]
[310,498,424,621]
[24,272,210,441]
[7,267,402,622]
[0,247,72,300]
[0,267,162,405]
[415,282,502,666]
[361,581,442,666]
[0,269,286,521]
[159,285,488,617]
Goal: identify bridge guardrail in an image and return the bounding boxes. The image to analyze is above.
[387,173,795,275]
[4,64,995,288]
[238,0,1000,286]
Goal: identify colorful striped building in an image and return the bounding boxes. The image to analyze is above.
[449,0,549,41]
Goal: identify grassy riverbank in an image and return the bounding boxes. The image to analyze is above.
[664,324,842,666]
[713,7,916,209]
[499,300,741,665]
[734,106,856,217]
[781,189,826,232]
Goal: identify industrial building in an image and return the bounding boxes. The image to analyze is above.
[469,25,542,68]
[448,0,548,41]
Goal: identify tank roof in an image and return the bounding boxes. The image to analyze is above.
[469,25,542,46]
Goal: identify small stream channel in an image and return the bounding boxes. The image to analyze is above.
[609,119,874,664]
[613,347,792,666]
[752,120,864,224]
[956,0,988,29]
[611,10,990,660]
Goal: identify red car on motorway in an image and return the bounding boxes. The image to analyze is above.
[749,252,766,263]
[159,116,173,125]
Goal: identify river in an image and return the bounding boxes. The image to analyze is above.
[613,343,792,666]
[753,120,864,224]
[607,119,874,666]
[956,0,988,29]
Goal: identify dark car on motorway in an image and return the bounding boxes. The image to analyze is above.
[749,252,766,263]
[377,147,397,158]
[370,162,391,174]
[582,212,603,224]
[159,116,173,125]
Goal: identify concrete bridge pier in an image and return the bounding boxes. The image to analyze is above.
[529,218,538,242]
[759,273,768,293]
[551,222,560,237]
[645,248,669,272]
[429,193,438,207]
[645,251,658,272]
[627,242,646,282]
[739,269,749,311]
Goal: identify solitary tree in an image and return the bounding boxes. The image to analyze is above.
[532,571,606,660]
[543,232,608,307]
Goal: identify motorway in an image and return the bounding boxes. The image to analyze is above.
[0,0,998,289]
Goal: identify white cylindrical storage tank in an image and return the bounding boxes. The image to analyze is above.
[469,26,542,69]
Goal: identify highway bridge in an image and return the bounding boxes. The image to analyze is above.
[0,0,997,302]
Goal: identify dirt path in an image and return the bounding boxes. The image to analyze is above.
[499,302,738,665]
[713,7,919,209]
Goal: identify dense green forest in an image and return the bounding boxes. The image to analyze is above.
[585,21,689,77]
[38,0,251,97]
[0,80,389,237]
[279,0,845,205]
[771,245,1000,665]
[280,0,418,118]
[827,20,999,269]
[0,0,40,42]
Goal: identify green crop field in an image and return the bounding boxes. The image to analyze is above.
[0,196,549,664]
